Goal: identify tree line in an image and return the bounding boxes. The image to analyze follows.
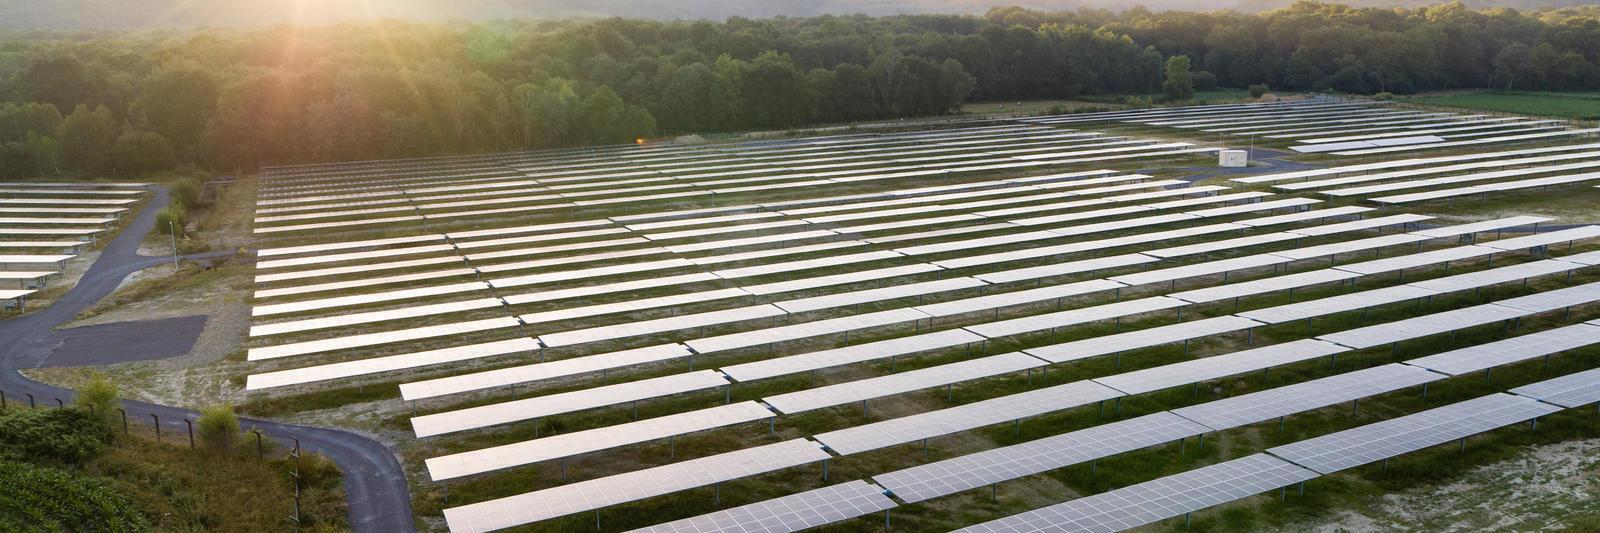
[0,1,1597,176]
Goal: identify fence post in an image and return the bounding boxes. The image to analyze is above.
[254,429,264,459]
[118,408,128,434]
[151,414,160,442]
[185,419,195,449]
[54,398,62,408]
[1,390,6,409]
[289,437,302,528]
[26,393,34,408]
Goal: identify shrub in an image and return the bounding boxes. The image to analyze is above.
[1248,84,1269,98]
[75,373,120,428]
[1374,91,1395,101]
[1192,70,1218,91]
[0,408,111,464]
[0,460,150,532]
[196,404,239,452]
[155,205,186,235]
[168,177,202,209]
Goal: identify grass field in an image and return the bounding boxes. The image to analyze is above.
[1399,91,1600,120]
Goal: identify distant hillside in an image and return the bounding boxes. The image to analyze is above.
[0,0,1584,29]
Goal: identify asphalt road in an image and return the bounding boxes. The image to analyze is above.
[0,186,415,533]
[44,315,209,367]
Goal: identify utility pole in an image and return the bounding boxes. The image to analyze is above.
[169,220,178,265]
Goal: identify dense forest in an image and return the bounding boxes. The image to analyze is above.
[1,1,1598,176]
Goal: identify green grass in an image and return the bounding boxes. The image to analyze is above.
[1399,91,1600,120]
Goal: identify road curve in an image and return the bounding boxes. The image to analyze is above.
[0,186,415,533]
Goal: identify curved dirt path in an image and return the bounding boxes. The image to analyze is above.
[0,186,415,533]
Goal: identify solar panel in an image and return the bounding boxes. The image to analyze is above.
[1404,323,1600,376]
[1184,198,1322,218]
[664,230,837,253]
[688,241,863,266]
[442,439,829,533]
[966,252,1158,284]
[720,329,983,382]
[1317,303,1525,349]
[1481,226,1600,251]
[246,316,521,361]
[1285,214,1433,237]
[1266,393,1560,474]
[1026,315,1264,364]
[1510,367,1600,408]
[1167,269,1361,304]
[1332,245,1497,275]
[253,268,478,299]
[710,251,903,279]
[426,401,775,481]
[1406,260,1578,293]
[1140,232,1297,259]
[256,243,457,270]
[1108,255,1287,287]
[1558,249,1600,266]
[872,412,1208,503]
[540,305,786,348]
[773,278,983,314]
[914,279,1125,318]
[955,453,1316,533]
[411,370,731,437]
[246,337,538,390]
[814,380,1124,455]
[1266,233,1432,261]
[1321,162,1600,197]
[519,288,749,328]
[739,264,943,296]
[964,297,1186,339]
[763,351,1044,414]
[1171,364,1443,431]
[686,308,930,355]
[1411,216,1554,239]
[628,480,895,533]
[399,344,693,401]
[1239,285,1437,324]
[1093,339,1348,395]
[1490,280,1600,313]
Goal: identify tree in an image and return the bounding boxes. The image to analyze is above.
[1492,43,1532,90]
[197,404,240,452]
[57,105,120,174]
[739,51,815,129]
[74,373,119,428]
[20,56,95,113]
[1248,84,1269,98]
[656,63,734,132]
[130,61,217,154]
[1192,71,1218,91]
[112,131,177,175]
[1283,47,1324,91]
[1162,55,1194,101]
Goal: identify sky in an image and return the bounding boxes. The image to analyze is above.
[0,0,1584,30]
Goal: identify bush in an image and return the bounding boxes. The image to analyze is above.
[1374,91,1395,101]
[196,404,239,452]
[168,177,202,210]
[75,373,120,428]
[1192,70,1218,91]
[1248,84,1269,98]
[0,408,111,464]
[155,205,186,236]
[0,461,150,532]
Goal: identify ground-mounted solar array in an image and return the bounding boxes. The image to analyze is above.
[0,181,148,310]
[241,97,1600,532]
